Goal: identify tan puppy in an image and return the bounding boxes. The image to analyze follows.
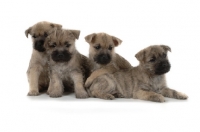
[88,45,188,102]
[44,29,91,98]
[25,21,62,96]
[85,33,132,88]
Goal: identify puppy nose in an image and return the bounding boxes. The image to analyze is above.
[102,55,108,59]
[162,63,167,67]
[58,53,64,58]
[36,40,44,45]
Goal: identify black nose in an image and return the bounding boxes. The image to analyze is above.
[36,40,44,46]
[102,55,108,60]
[162,63,167,67]
[58,53,64,58]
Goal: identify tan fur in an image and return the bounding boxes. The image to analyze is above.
[26,21,62,96]
[84,33,132,88]
[88,45,188,102]
[45,29,91,98]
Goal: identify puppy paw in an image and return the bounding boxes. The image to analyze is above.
[48,90,63,98]
[75,90,89,98]
[174,92,188,100]
[149,95,165,102]
[113,93,124,98]
[102,94,115,100]
[27,91,39,96]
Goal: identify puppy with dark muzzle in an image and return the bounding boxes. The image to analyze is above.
[25,21,62,96]
[84,33,132,88]
[45,29,91,98]
[88,45,188,102]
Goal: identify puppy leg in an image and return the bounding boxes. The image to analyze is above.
[27,66,43,96]
[89,75,116,100]
[71,71,88,98]
[161,87,188,99]
[85,64,118,88]
[47,73,63,98]
[134,89,165,102]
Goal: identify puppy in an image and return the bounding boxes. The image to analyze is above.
[84,33,132,88]
[25,21,62,96]
[88,45,188,102]
[44,29,91,98]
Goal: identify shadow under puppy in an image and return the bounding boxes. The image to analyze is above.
[88,45,188,102]
[85,33,132,88]
[44,29,91,98]
[25,21,62,96]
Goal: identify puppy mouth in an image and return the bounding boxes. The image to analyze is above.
[51,50,72,62]
[155,61,171,75]
[94,53,111,65]
[34,40,45,52]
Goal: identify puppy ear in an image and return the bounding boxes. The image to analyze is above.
[85,33,96,44]
[25,27,32,38]
[160,45,171,52]
[112,36,122,47]
[135,50,145,62]
[69,30,80,39]
[50,23,62,29]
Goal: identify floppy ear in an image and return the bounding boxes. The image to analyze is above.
[112,36,122,47]
[69,30,80,39]
[25,27,32,38]
[135,49,145,62]
[85,33,96,43]
[160,45,171,52]
[50,23,62,29]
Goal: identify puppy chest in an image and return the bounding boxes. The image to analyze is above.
[51,65,72,79]
[149,77,164,92]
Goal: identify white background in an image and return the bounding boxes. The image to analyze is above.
[0,0,200,132]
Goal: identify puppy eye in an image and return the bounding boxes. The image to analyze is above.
[149,57,156,62]
[65,42,71,48]
[108,46,113,50]
[50,42,56,48]
[32,35,36,38]
[163,53,167,58]
[44,32,48,37]
[94,45,101,50]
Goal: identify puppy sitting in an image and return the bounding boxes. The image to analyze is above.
[45,29,91,98]
[85,33,132,88]
[25,21,62,96]
[88,45,188,102]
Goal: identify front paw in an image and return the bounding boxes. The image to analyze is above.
[27,90,39,96]
[174,92,188,100]
[48,90,63,98]
[149,95,165,103]
[75,90,89,98]
[101,94,115,100]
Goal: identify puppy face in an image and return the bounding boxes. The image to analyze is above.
[25,21,62,52]
[85,33,122,65]
[45,29,80,62]
[135,45,171,75]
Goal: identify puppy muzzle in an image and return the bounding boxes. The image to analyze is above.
[51,50,72,62]
[155,61,171,75]
[34,38,46,52]
[95,53,111,65]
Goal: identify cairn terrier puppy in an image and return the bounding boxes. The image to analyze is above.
[45,29,91,98]
[84,33,132,88]
[25,21,62,96]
